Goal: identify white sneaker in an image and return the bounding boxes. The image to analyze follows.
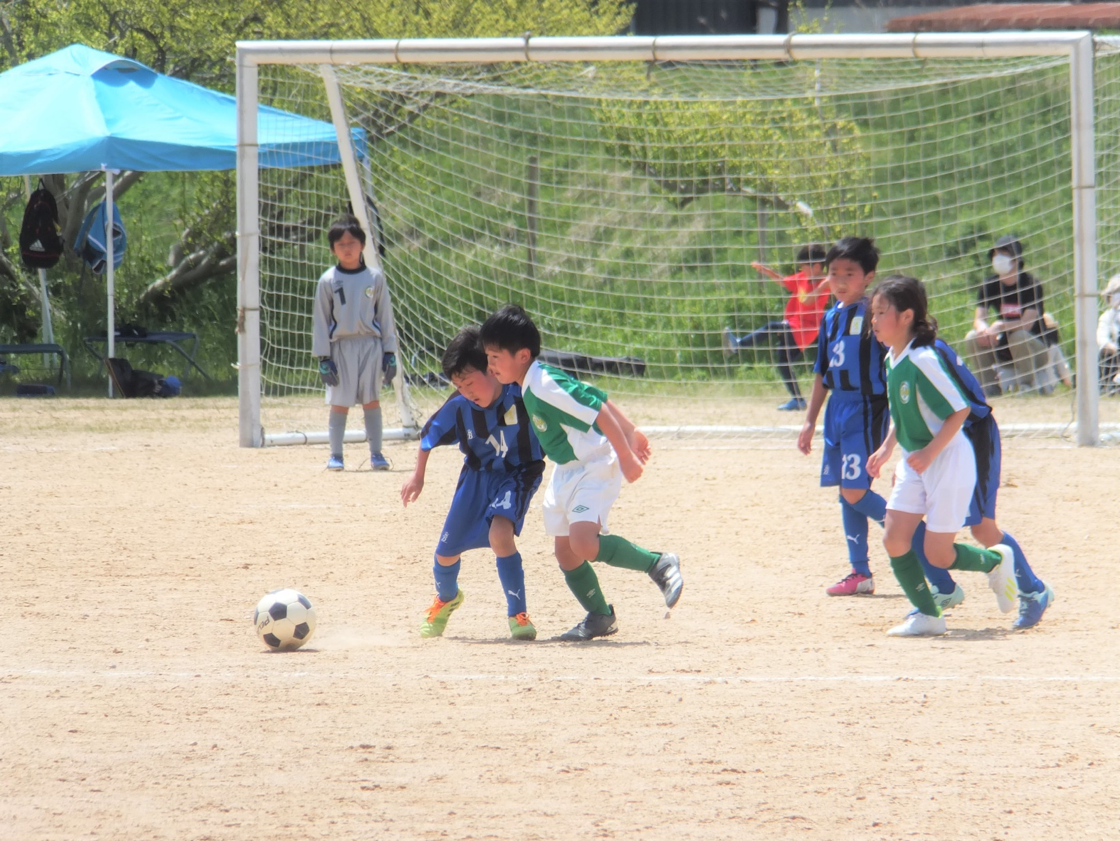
[987,544,1018,613]
[932,584,965,611]
[887,610,947,637]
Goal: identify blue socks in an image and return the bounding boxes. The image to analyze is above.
[912,521,958,596]
[433,557,461,602]
[1002,531,1044,595]
[495,553,527,615]
[840,491,886,578]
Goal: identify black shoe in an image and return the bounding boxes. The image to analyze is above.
[558,606,618,641]
[649,552,684,608]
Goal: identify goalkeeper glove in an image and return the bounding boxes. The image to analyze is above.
[382,352,398,385]
[318,357,339,387]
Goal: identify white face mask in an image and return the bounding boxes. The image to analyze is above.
[992,254,1015,275]
[1110,292,1120,309]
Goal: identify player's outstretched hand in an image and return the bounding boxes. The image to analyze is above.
[401,473,424,506]
[318,357,339,387]
[619,453,644,483]
[629,428,651,464]
[867,447,887,479]
[382,352,398,385]
[796,420,815,455]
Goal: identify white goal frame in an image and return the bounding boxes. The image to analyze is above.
[235,32,1101,447]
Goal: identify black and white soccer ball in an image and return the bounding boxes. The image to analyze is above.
[254,588,317,651]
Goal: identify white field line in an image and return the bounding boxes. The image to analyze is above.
[3,669,1119,684]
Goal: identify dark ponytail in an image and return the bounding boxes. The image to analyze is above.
[873,275,938,347]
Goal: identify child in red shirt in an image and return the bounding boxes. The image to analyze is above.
[723,244,831,410]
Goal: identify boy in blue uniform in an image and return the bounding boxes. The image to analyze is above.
[797,237,891,596]
[401,326,545,640]
[905,337,1054,630]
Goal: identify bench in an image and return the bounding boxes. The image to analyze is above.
[0,343,71,388]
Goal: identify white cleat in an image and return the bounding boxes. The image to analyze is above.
[887,610,947,637]
[987,544,1018,614]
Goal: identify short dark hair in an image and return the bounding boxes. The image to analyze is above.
[796,243,827,264]
[872,275,938,347]
[327,214,367,248]
[480,304,541,358]
[826,236,879,275]
[441,325,488,379]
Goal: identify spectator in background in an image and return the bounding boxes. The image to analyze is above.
[1098,274,1120,395]
[723,244,831,411]
[964,234,1050,397]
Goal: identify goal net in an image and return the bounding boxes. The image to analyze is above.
[237,34,1120,447]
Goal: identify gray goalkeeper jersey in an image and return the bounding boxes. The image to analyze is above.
[311,263,397,357]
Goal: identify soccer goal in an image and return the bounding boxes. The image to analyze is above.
[236,33,1120,448]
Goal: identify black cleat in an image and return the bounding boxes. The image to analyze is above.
[558,606,618,641]
[649,552,684,608]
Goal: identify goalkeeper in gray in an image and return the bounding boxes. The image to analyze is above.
[311,214,398,471]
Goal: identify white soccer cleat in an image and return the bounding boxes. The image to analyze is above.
[887,610,947,637]
[987,544,1018,614]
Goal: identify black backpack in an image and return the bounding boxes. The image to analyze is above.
[19,179,63,270]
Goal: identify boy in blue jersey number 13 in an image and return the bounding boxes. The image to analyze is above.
[797,237,891,597]
[480,304,683,642]
[401,326,545,640]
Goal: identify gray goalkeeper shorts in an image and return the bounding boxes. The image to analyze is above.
[325,335,384,406]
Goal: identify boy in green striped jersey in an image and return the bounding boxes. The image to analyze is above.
[480,304,683,641]
[866,276,1017,637]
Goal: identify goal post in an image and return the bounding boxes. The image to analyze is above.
[236,32,1114,448]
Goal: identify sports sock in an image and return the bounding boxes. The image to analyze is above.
[912,520,958,596]
[1000,531,1044,594]
[328,410,347,458]
[432,557,460,602]
[495,553,527,615]
[848,489,887,525]
[594,534,659,572]
[363,406,383,454]
[889,550,941,617]
[563,561,611,615]
[840,498,871,577]
[949,543,1001,573]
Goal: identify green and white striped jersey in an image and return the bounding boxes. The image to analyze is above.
[886,341,969,452]
[521,361,612,465]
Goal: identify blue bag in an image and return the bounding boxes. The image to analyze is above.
[74,200,127,274]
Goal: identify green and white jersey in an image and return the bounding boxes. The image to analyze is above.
[521,361,612,465]
[886,340,969,452]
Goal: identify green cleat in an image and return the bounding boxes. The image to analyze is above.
[508,612,537,641]
[420,590,465,638]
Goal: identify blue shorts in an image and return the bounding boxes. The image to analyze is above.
[820,393,890,490]
[963,414,1000,526]
[436,462,544,557]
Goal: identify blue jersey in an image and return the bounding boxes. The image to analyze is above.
[930,338,991,428]
[813,297,888,398]
[420,382,544,473]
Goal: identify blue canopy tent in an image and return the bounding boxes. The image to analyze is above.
[0,44,363,391]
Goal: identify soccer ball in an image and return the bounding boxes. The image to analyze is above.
[254,588,317,651]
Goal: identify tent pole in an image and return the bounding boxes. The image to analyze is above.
[105,169,115,397]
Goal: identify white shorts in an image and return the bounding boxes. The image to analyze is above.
[887,433,977,533]
[325,335,384,406]
[541,455,622,537]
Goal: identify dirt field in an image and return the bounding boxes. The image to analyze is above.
[2,396,1117,840]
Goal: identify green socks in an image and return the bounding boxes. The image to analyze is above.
[949,544,1001,573]
[563,562,611,615]
[594,534,659,572]
[889,550,941,618]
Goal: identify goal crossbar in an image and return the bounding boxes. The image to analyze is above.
[236,32,1102,447]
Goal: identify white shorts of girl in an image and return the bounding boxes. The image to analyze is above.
[541,454,622,537]
[887,433,977,533]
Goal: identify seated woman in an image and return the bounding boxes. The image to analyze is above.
[964,234,1050,396]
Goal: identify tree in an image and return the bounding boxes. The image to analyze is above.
[0,0,631,359]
